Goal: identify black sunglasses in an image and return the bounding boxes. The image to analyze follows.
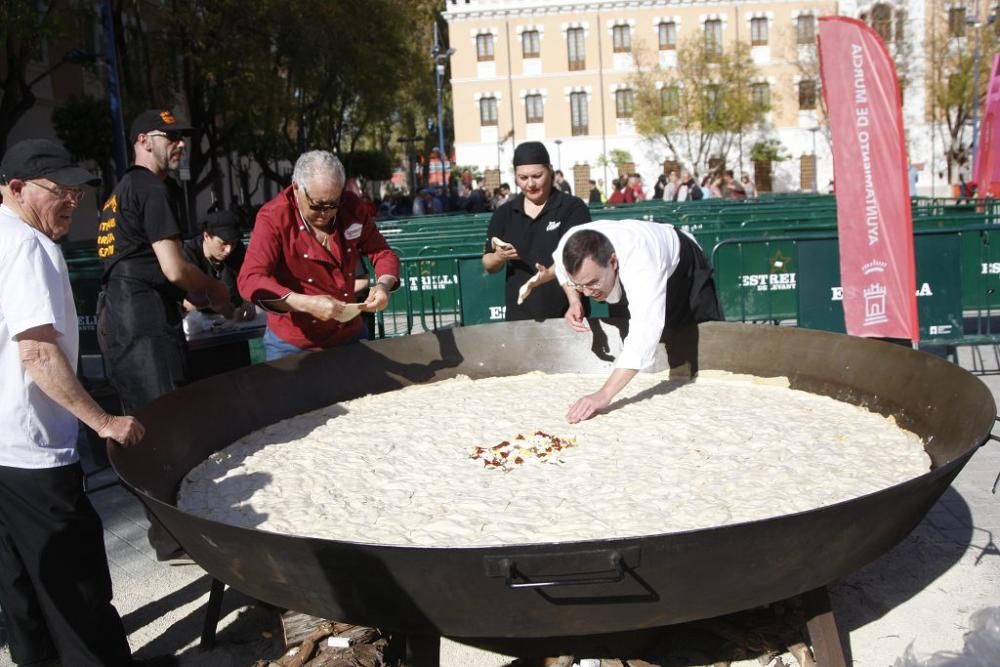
[301,185,341,212]
[146,130,185,143]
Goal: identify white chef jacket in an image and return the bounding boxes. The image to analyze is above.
[554,219,683,371]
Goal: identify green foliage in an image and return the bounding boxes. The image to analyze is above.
[750,139,790,163]
[596,149,634,171]
[925,2,999,178]
[109,0,440,194]
[632,36,767,173]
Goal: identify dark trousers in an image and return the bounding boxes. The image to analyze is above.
[0,463,131,666]
[97,278,186,560]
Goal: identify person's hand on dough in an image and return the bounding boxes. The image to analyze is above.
[566,391,610,423]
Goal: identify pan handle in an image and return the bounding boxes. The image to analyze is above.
[484,546,639,589]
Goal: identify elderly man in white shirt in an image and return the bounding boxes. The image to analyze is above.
[0,139,144,666]
[551,219,723,423]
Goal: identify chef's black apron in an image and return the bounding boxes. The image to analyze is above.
[97,275,188,414]
[607,229,723,375]
[97,274,187,561]
[607,230,723,327]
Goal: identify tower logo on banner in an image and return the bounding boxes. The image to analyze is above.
[817,17,918,342]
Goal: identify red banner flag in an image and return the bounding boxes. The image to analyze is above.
[818,17,918,341]
[973,55,1000,198]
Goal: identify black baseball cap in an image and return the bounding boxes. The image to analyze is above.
[202,210,242,243]
[130,109,193,143]
[0,138,100,186]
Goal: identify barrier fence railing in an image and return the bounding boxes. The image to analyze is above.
[65,195,1000,362]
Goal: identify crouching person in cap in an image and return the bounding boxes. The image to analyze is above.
[97,109,233,562]
[182,209,257,378]
[182,209,255,321]
[553,220,724,423]
[0,139,144,666]
[482,141,590,321]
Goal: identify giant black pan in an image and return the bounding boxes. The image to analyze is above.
[110,321,995,638]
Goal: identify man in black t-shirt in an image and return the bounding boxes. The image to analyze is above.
[96,109,231,562]
[482,142,590,321]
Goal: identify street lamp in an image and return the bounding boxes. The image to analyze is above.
[431,22,456,186]
[554,139,563,171]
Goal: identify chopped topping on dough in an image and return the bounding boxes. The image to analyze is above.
[471,431,578,471]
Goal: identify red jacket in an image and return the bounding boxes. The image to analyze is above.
[607,189,626,205]
[238,186,399,349]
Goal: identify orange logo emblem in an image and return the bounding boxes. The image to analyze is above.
[159,111,177,125]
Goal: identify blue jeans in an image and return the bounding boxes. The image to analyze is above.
[262,325,369,361]
[262,328,307,361]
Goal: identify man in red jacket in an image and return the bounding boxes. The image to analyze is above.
[238,151,399,360]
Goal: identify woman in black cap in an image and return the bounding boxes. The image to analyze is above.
[481,141,591,320]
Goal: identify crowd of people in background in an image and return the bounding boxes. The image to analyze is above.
[379,163,757,219]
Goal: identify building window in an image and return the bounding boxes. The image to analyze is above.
[796,15,816,45]
[704,85,721,123]
[476,33,495,61]
[567,27,586,70]
[661,85,679,115]
[948,7,966,37]
[750,17,768,46]
[615,88,634,118]
[570,91,588,135]
[479,96,498,126]
[871,4,893,41]
[751,82,770,110]
[798,80,817,110]
[704,19,722,60]
[525,94,544,123]
[522,30,540,58]
[659,21,677,50]
[612,24,631,53]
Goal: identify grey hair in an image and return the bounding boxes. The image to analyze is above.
[292,150,345,188]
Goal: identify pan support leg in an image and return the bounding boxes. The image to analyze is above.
[199,577,227,651]
[402,633,441,667]
[803,586,849,667]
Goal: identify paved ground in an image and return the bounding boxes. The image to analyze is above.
[1,344,999,666]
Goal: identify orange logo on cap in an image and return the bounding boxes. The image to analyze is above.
[159,111,177,125]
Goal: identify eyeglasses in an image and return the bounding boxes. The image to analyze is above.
[145,131,185,143]
[301,185,341,212]
[569,277,604,294]
[27,180,85,204]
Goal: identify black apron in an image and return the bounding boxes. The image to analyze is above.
[608,230,723,329]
